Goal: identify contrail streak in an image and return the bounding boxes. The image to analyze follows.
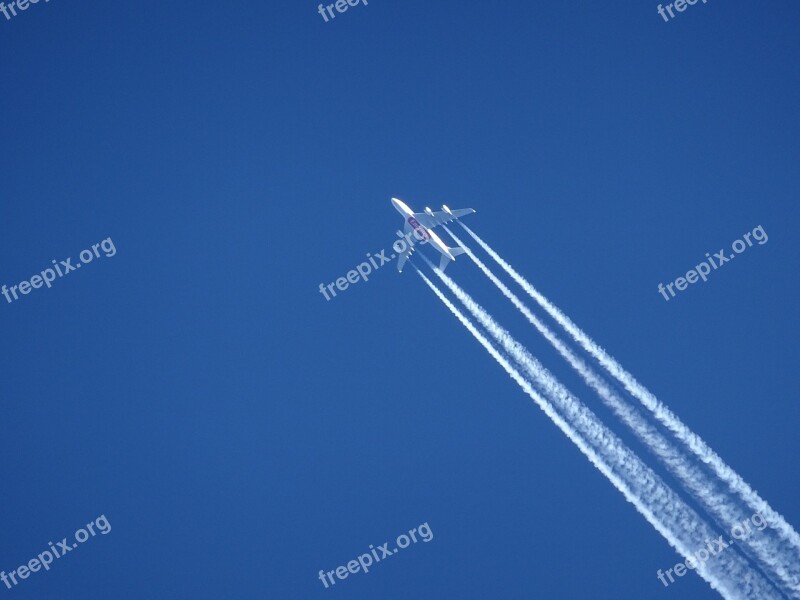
[458,222,800,563]
[414,259,783,599]
[443,226,800,596]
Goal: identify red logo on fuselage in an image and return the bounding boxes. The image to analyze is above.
[407,217,430,241]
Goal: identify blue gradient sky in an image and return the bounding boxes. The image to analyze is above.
[1,1,798,598]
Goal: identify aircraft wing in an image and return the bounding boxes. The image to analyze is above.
[397,220,417,272]
[411,207,475,230]
[396,243,414,272]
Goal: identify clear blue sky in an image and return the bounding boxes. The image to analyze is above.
[1,1,798,598]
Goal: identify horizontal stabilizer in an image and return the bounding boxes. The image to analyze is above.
[438,246,464,271]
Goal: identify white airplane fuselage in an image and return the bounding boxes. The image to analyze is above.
[391,198,455,260]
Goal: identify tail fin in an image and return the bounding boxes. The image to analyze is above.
[438,246,465,271]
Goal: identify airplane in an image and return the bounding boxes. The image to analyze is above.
[391,197,476,272]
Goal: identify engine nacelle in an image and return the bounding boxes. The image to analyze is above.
[424,206,434,215]
[442,204,452,215]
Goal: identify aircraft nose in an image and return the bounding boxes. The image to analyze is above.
[391,197,409,214]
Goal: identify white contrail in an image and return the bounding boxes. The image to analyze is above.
[443,226,800,596]
[458,222,800,557]
[414,259,782,599]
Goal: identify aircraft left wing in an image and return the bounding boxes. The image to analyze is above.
[396,243,414,272]
[411,206,475,230]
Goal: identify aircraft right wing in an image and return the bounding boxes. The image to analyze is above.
[411,207,475,230]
